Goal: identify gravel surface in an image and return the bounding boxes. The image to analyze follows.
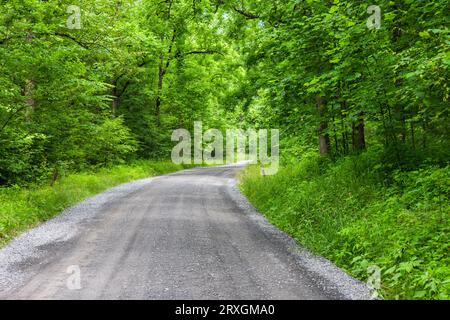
[0,163,372,300]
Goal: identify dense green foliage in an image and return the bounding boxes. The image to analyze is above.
[233,1,449,162]
[0,160,192,245]
[240,156,449,299]
[1,1,448,179]
[0,0,240,185]
[0,0,448,299]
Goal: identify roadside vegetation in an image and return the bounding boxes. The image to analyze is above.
[0,161,192,246]
[240,153,449,300]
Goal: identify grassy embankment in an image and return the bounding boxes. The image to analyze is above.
[0,161,192,246]
[240,153,449,299]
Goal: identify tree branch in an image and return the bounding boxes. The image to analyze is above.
[54,33,91,49]
[164,29,178,72]
[183,50,223,56]
[233,6,260,20]
[0,105,27,133]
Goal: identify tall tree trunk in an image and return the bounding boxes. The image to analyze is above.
[316,95,330,156]
[379,103,389,147]
[24,30,35,122]
[155,55,165,127]
[154,29,176,127]
[23,79,35,122]
[400,107,407,143]
[422,115,427,150]
[111,85,119,117]
[341,103,349,155]
[352,113,366,151]
[333,113,339,155]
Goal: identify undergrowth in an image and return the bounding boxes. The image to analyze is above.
[240,152,449,299]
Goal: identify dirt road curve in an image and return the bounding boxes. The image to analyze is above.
[0,164,371,299]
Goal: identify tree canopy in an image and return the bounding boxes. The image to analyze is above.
[0,0,448,184]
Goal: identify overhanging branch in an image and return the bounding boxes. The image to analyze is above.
[233,6,260,20]
[54,33,91,49]
[183,50,223,56]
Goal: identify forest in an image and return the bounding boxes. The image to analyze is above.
[0,0,449,299]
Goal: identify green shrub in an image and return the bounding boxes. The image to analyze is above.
[86,116,138,166]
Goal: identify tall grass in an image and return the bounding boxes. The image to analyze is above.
[0,160,192,246]
[240,152,450,299]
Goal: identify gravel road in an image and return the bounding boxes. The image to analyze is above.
[0,164,372,300]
